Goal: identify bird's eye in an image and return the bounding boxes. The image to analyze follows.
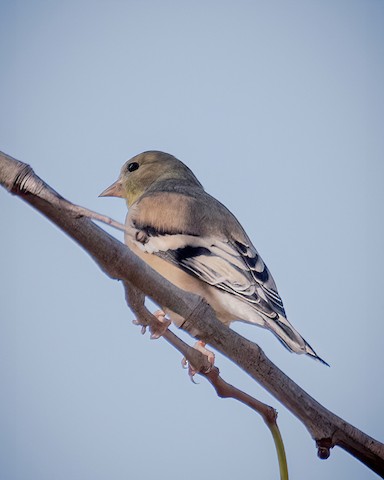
[127,162,139,172]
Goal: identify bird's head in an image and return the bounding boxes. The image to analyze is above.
[99,150,202,206]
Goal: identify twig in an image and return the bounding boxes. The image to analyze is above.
[71,204,128,234]
[122,281,289,479]
[201,367,289,480]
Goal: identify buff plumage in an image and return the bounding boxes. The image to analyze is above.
[100,150,327,365]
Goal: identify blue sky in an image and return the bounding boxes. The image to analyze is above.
[1,1,383,479]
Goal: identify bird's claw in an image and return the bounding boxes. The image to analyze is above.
[149,310,171,339]
[182,340,215,381]
[132,319,147,335]
[133,310,171,339]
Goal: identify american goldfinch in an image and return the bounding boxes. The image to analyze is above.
[100,151,327,365]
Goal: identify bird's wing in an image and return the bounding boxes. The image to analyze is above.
[128,190,286,320]
[158,237,286,319]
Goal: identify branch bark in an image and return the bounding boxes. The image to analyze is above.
[1,151,383,477]
[121,280,289,479]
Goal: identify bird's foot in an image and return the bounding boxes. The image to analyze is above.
[182,340,215,380]
[150,309,171,339]
[133,309,171,339]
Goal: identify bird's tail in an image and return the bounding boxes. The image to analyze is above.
[266,314,329,366]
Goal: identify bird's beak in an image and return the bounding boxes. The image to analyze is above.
[99,179,124,198]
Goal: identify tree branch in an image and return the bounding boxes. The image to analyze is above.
[122,280,289,479]
[1,151,383,477]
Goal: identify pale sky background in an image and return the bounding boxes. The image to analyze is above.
[0,1,383,479]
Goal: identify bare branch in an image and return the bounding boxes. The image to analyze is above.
[122,280,289,479]
[202,367,288,480]
[1,151,383,477]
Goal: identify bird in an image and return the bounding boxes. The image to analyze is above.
[100,150,328,365]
